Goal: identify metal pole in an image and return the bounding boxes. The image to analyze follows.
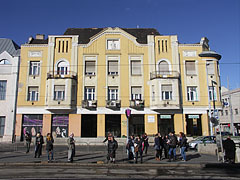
[126,116,129,143]
[227,77,235,136]
[219,124,224,162]
[206,63,213,136]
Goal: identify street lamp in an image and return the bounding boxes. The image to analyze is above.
[206,63,213,136]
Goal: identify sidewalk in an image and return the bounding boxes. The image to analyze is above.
[0,143,219,165]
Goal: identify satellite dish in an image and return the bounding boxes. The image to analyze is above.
[210,117,219,127]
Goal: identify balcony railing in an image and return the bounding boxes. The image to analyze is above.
[130,100,144,110]
[106,100,121,110]
[47,71,77,80]
[82,100,97,110]
[150,71,180,80]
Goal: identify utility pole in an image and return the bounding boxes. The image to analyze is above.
[227,77,235,136]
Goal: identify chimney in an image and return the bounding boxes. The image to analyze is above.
[36,34,45,40]
[28,36,33,43]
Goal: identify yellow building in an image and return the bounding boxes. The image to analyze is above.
[15,28,221,141]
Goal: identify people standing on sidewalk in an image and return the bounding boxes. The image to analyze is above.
[67,133,75,163]
[163,135,169,159]
[158,133,164,160]
[167,131,178,162]
[179,132,187,162]
[126,135,135,160]
[103,132,112,143]
[143,133,149,155]
[154,133,161,161]
[223,136,236,163]
[46,133,54,162]
[134,135,144,163]
[107,136,118,163]
[34,132,44,158]
[25,131,32,153]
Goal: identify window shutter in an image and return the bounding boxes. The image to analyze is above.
[85,61,95,73]
[131,60,141,75]
[29,87,38,92]
[161,85,172,91]
[159,61,169,74]
[54,85,65,91]
[108,61,118,73]
[186,61,196,74]
[132,87,142,94]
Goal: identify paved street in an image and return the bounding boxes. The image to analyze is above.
[0,143,239,179]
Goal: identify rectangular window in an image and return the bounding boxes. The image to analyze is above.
[225,110,228,116]
[131,60,141,75]
[161,84,172,100]
[84,87,95,100]
[0,80,7,100]
[209,86,217,101]
[108,87,118,100]
[29,61,40,75]
[66,41,68,53]
[107,39,120,50]
[62,41,65,53]
[108,61,118,75]
[165,40,168,52]
[54,85,65,101]
[207,61,214,75]
[185,61,196,75]
[235,108,239,115]
[22,115,43,137]
[0,116,5,136]
[187,86,198,101]
[27,87,39,101]
[131,87,142,100]
[85,61,96,75]
[52,114,69,138]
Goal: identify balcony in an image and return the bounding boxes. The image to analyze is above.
[82,100,97,110]
[106,100,121,110]
[47,71,77,80]
[150,71,179,80]
[130,100,144,110]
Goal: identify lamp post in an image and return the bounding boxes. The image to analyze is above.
[125,108,131,142]
[206,63,213,136]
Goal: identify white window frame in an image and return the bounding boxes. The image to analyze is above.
[0,59,11,65]
[0,116,5,136]
[85,87,95,100]
[27,87,39,101]
[54,86,65,101]
[187,86,198,101]
[29,61,40,76]
[209,86,217,101]
[131,87,142,100]
[85,61,96,75]
[0,80,7,101]
[161,85,173,101]
[107,39,120,50]
[185,61,196,75]
[108,87,118,100]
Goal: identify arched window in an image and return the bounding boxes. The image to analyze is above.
[57,61,68,75]
[0,59,11,65]
[158,60,170,75]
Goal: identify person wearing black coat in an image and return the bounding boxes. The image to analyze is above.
[179,132,187,161]
[107,136,118,163]
[25,131,32,153]
[163,135,169,159]
[154,134,161,161]
[223,136,236,163]
[46,133,54,162]
[167,131,178,162]
[35,132,44,158]
[134,135,144,163]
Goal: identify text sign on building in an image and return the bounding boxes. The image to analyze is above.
[28,51,42,57]
[148,116,155,123]
[160,115,171,119]
[183,51,197,57]
[188,115,199,119]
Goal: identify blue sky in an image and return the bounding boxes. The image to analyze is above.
[1,0,239,89]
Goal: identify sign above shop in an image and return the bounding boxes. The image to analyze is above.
[188,115,199,119]
[160,115,171,119]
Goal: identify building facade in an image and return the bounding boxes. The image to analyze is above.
[0,39,20,142]
[219,87,240,135]
[15,28,221,141]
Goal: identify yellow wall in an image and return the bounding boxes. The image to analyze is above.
[69,114,81,137]
[144,114,158,136]
[174,114,185,134]
[201,114,210,136]
[97,114,105,137]
[121,114,127,137]
[42,114,51,136]
[15,114,22,136]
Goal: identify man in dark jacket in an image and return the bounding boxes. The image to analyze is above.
[107,136,118,163]
[135,135,144,163]
[25,131,32,153]
[35,132,44,158]
[167,131,178,162]
[223,136,236,163]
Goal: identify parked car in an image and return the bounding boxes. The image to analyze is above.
[188,136,216,150]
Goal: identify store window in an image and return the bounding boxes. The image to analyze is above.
[22,115,43,138]
[52,114,69,138]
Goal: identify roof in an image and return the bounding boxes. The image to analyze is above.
[29,38,48,44]
[64,28,160,44]
[199,51,221,60]
[0,38,20,56]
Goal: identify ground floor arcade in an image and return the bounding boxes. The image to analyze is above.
[15,112,210,141]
